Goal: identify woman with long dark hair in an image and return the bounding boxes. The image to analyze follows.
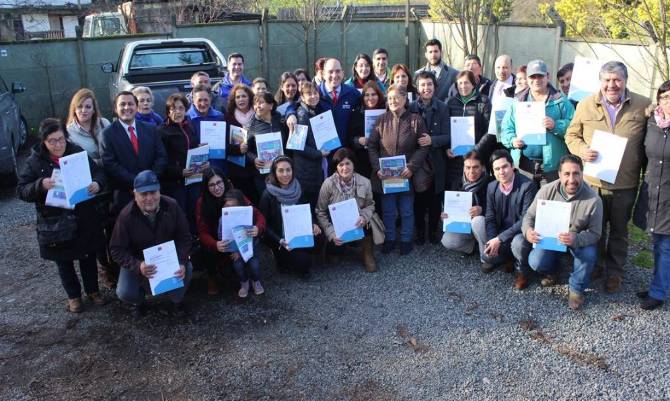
[344,53,386,93]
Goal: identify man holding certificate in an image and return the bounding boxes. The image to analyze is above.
[110,171,192,317]
[523,155,603,310]
[565,61,650,294]
[501,59,575,186]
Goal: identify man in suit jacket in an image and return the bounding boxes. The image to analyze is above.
[414,39,459,102]
[101,91,167,214]
[488,54,516,103]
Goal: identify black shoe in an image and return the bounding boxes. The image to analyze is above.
[130,303,147,319]
[415,231,426,246]
[399,241,413,255]
[429,233,440,245]
[297,268,311,281]
[481,262,496,274]
[640,297,664,310]
[382,241,396,254]
[636,290,649,299]
[169,302,188,318]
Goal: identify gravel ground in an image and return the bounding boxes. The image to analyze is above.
[1,180,669,401]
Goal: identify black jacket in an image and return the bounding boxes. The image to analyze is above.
[246,112,288,177]
[485,172,537,242]
[292,102,326,194]
[409,97,451,194]
[158,120,199,189]
[17,141,106,261]
[347,105,374,178]
[258,189,314,247]
[643,116,670,234]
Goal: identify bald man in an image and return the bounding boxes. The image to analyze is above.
[489,55,515,103]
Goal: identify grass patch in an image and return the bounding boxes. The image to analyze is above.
[628,222,649,246]
[633,250,654,269]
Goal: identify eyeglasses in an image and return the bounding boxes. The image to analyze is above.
[46,137,66,146]
[208,180,225,189]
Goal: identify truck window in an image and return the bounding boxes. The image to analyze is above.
[129,47,213,70]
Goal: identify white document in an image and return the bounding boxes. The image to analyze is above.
[583,130,628,184]
[568,57,605,102]
[310,110,341,151]
[328,198,364,243]
[142,240,184,296]
[59,150,92,205]
[281,203,314,249]
[450,116,476,156]
[286,124,309,151]
[442,191,472,233]
[255,131,284,174]
[227,125,247,167]
[488,96,514,140]
[220,206,253,244]
[364,109,385,139]
[185,145,209,186]
[45,169,74,210]
[534,200,572,252]
[515,101,546,145]
[200,121,227,159]
[232,225,254,262]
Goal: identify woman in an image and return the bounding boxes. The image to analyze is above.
[17,118,107,313]
[275,72,300,117]
[247,92,289,197]
[196,167,266,295]
[504,65,528,97]
[638,81,670,310]
[316,148,377,272]
[293,82,328,209]
[368,84,429,255]
[66,88,110,167]
[252,77,269,96]
[132,86,164,126]
[260,156,321,279]
[313,57,326,87]
[294,68,312,91]
[344,53,386,93]
[225,84,257,203]
[390,64,418,103]
[158,93,202,233]
[446,71,495,189]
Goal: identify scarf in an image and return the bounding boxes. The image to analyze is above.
[654,106,670,129]
[235,108,254,128]
[266,179,302,205]
[336,173,356,197]
[462,170,488,205]
[459,90,478,105]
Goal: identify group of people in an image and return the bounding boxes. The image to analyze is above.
[16,38,669,317]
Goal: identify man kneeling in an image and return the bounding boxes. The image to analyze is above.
[522,155,603,310]
[110,170,192,317]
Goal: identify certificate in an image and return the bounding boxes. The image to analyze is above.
[59,150,92,205]
[286,124,309,151]
[45,169,74,210]
[488,97,513,142]
[281,203,314,249]
[583,130,628,184]
[442,191,472,233]
[534,200,572,252]
[364,109,385,139]
[568,57,604,102]
[379,155,409,194]
[310,110,341,151]
[142,240,184,296]
[220,206,253,251]
[515,101,546,145]
[227,125,247,167]
[200,121,227,159]
[328,198,364,243]
[185,145,209,186]
[232,225,254,262]
[255,131,284,174]
[450,116,476,156]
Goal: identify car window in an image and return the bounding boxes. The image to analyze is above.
[129,47,213,70]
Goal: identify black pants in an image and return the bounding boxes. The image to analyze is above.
[273,247,312,274]
[56,253,98,299]
[414,188,442,238]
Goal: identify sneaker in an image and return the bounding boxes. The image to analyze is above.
[238,281,250,298]
[640,297,664,310]
[540,275,557,287]
[568,290,584,310]
[252,281,265,295]
[67,298,83,313]
[87,292,108,306]
[399,241,413,255]
[382,241,396,254]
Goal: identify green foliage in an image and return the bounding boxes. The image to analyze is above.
[428,0,513,24]
[633,250,654,269]
[258,0,407,14]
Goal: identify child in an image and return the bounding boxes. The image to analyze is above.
[132,86,164,126]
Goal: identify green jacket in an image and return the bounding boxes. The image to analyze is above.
[501,86,575,172]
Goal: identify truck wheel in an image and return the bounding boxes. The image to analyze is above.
[18,116,28,147]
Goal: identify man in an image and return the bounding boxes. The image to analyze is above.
[523,154,603,310]
[483,150,536,289]
[447,54,492,98]
[111,170,192,317]
[565,61,650,293]
[414,39,459,102]
[317,58,361,153]
[187,71,225,112]
[440,150,491,259]
[488,54,515,103]
[215,53,252,106]
[557,62,578,108]
[373,48,392,87]
[101,91,167,215]
[410,71,451,244]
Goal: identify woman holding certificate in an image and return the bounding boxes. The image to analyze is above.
[316,148,377,272]
[17,118,107,313]
[225,84,258,204]
[368,84,430,255]
[260,156,322,279]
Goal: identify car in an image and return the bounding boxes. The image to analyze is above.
[101,38,227,112]
[0,75,27,186]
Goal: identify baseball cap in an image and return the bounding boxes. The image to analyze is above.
[134,170,160,193]
[527,60,548,77]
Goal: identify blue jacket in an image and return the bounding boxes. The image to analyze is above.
[135,111,164,127]
[485,172,537,242]
[186,105,225,142]
[317,82,361,149]
[217,75,252,106]
[343,77,387,94]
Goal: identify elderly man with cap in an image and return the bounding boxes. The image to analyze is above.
[110,170,192,317]
[501,59,575,186]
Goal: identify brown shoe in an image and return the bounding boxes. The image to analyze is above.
[68,298,83,313]
[590,267,603,282]
[568,290,584,310]
[514,273,529,290]
[87,292,108,306]
[605,276,623,294]
[361,235,377,273]
[207,277,220,296]
[540,275,557,287]
[502,261,515,274]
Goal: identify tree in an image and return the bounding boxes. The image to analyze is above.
[171,0,253,24]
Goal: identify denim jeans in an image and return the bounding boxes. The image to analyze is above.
[382,192,414,243]
[482,233,531,273]
[232,254,261,282]
[56,253,98,299]
[650,234,670,301]
[528,244,598,294]
[441,215,487,261]
[117,262,193,305]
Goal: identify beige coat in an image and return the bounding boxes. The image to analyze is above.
[316,173,375,241]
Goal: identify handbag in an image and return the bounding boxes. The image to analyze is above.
[36,211,78,247]
[368,212,386,245]
[410,113,434,193]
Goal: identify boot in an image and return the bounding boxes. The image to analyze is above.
[361,235,377,273]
